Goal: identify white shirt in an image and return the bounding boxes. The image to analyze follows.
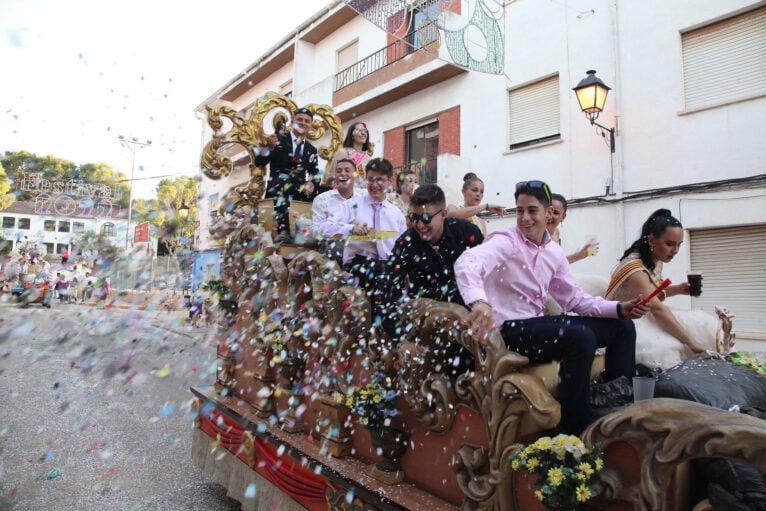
[317,193,407,263]
[311,188,364,231]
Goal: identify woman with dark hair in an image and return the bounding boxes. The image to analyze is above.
[332,122,374,181]
[446,172,506,236]
[605,209,730,369]
[388,169,418,216]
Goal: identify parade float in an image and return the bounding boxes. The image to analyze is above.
[191,93,765,511]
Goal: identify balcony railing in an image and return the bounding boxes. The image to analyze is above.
[334,26,439,92]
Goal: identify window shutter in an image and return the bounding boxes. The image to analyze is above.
[508,75,560,147]
[682,6,766,110]
[337,41,359,72]
[689,224,766,338]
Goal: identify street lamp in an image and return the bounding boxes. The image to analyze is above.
[118,135,152,250]
[573,70,615,153]
[178,203,190,219]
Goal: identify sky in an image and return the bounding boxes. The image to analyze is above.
[0,0,331,199]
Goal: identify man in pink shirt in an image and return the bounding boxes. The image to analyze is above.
[455,180,649,434]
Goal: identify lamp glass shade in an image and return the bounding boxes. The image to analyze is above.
[178,204,190,219]
[573,70,611,115]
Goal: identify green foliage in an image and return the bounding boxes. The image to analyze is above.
[0,150,129,208]
[0,160,15,210]
[133,175,197,258]
[510,435,604,508]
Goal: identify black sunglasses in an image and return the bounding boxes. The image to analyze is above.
[408,209,443,225]
[515,180,551,202]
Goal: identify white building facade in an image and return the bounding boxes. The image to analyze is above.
[1,200,129,257]
[196,0,766,339]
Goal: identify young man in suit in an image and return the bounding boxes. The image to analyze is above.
[255,107,320,239]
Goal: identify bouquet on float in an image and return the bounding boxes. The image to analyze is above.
[510,434,603,509]
[341,374,398,430]
[727,352,766,376]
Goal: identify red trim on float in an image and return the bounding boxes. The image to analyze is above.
[199,411,329,509]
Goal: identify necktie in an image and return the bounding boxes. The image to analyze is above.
[371,202,382,230]
[295,140,303,158]
[371,202,384,259]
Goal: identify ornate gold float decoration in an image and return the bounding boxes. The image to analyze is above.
[200,92,343,209]
[583,398,766,511]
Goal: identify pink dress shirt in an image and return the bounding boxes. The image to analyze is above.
[455,226,619,328]
[317,192,406,264]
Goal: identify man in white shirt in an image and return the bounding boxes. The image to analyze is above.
[312,158,364,262]
[317,158,406,292]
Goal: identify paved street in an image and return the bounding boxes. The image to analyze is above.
[0,300,242,510]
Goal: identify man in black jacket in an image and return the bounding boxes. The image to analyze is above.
[377,185,483,371]
[255,107,320,239]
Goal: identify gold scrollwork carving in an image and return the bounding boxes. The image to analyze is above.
[201,92,343,203]
[583,398,766,511]
[391,298,559,510]
[241,430,256,469]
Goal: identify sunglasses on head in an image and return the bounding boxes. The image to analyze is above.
[408,209,443,225]
[515,180,551,202]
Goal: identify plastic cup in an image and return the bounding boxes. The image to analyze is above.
[633,376,655,402]
[586,235,599,256]
[687,273,703,297]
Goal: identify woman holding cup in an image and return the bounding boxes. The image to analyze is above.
[605,209,730,370]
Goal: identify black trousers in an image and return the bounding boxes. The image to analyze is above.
[501,315,636,435]
[265,172,315,235]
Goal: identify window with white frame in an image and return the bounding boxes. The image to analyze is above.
[507,74,560,150]
[682,6,766,111]
[73,222,85,233]
[336,40,359,73]
[18,218,30,229]
[101,222,115,237]
[279,79,293,98]
[2,216,14,229]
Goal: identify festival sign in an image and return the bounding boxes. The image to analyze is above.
[134,222,150,243]
[16,173,124,219]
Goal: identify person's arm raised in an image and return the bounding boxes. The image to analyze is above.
[622,272,708,353]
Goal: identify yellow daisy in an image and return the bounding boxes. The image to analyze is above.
[576,484,592,502]
[534,490,544,501]
[595,458,604,470]
[578,462,594,476]
[526,457,540,471]
[547,467,565,487]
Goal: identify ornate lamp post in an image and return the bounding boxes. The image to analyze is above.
[573,70,615,153]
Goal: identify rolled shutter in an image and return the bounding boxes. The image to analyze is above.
[682,6,766,110]
[508,75,560,148]
[689,224,766,339]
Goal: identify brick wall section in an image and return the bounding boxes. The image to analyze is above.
[383,127,406,168]
[438,106,461,156]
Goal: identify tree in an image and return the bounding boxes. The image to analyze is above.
[0,160,15,210]
[1,151,130,208]
[133,176,197,261]
[71,230,121,267]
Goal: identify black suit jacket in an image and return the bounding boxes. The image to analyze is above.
[255,132,320,186]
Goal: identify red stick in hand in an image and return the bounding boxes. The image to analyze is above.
[637,278,672,307]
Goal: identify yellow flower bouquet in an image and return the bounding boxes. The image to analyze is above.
[342,374,398,430]
[510,434,603,510]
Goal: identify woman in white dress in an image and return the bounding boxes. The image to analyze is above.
[605,209,729,369]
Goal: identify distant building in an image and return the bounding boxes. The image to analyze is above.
[194,0,766,339]
[1,200,129,258]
